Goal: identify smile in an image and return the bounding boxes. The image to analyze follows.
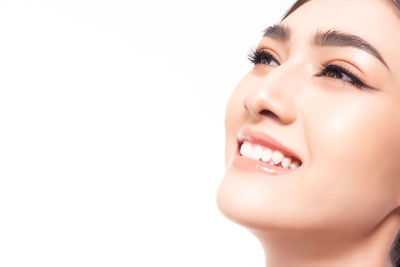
[231,128,303,175]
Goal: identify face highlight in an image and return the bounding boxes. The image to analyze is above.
[217,0,400,243]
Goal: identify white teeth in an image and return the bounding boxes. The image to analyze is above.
[249,145,263,160]
[239,142,300,169]
[289,161,300,169]
[271,151,284,165]
[281,157,292,168]
[240,142,252,157]
[261,149,272,162]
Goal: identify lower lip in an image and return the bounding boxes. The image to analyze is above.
[231,147,297,175]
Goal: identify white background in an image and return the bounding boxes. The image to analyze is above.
[0,0,294,266]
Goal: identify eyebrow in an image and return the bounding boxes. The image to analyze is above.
[263,24,390,70]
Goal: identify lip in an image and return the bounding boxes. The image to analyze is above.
[230,127,302,175]
[231,155,294,175]
[238,127,302,162]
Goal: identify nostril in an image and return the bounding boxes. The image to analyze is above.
[260,110,271,115]
[260,109,278,119]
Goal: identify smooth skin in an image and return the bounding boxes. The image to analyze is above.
[216,0,400,266]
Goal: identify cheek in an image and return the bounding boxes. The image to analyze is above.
[303,94,400,229]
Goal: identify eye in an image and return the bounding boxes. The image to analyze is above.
[316,64,368,89]
[248,48,280,67]
[247,47,377,91]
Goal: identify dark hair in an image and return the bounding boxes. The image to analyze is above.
[279,0,400,266]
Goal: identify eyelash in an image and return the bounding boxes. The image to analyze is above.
[248,48,368,89]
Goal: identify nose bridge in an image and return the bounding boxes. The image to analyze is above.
[244,62,302,124]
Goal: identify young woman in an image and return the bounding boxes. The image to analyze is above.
[216,0,400,266]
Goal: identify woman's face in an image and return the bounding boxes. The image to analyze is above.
[217,0,400,238]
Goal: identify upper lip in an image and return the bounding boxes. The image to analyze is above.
[238,127,302,163]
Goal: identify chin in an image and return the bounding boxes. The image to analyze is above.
[217,168,284,231]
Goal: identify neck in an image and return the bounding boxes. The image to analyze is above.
[247,212,400,267]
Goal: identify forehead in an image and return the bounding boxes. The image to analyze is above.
[282,0,400,71]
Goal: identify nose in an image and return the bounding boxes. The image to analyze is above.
[243,65,299,125]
